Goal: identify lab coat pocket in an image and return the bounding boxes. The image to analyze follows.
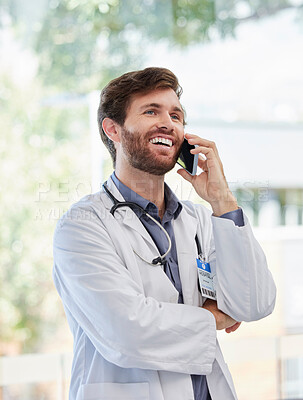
[81,382,149,400]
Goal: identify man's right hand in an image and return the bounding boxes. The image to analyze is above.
[202,299,240,332]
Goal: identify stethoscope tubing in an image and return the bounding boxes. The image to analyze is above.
[102,182,172,266]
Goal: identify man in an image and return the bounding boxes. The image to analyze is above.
[53,67,276,400]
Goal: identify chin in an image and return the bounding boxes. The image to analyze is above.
[138,161,177,176]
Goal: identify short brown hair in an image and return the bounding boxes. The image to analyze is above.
[97,67,183,167]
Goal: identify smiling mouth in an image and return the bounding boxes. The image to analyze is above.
[149,137,173,147]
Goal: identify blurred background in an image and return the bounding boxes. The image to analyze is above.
[1,0,303,398]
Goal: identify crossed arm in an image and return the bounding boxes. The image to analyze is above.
[202,299,242,333]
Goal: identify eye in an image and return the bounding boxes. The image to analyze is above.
[144,110,155,115]
[171,114,181,121]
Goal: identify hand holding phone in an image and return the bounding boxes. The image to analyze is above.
[177,133,238,216]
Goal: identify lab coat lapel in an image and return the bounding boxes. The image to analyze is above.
[102,178,179,303]
[103,179,201,306]
[173,206,201,306]
[103,178,158,250]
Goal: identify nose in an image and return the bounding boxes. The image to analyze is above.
[156,112,174,132]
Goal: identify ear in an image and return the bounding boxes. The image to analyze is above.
[102,118,121,143]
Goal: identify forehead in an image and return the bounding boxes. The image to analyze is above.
[127,88,182,112]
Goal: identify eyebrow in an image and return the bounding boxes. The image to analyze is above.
[139,103,184,117]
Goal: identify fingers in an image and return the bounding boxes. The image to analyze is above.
[202,299,238,330]
[198,155,208,171]
[177,168,193,183]
[186,133,218,152]
[185,133,224,172]
[190,145,215,159]
[225,322,241,334]
[177,154,208,178]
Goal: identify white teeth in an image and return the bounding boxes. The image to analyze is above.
[149,137,172,147]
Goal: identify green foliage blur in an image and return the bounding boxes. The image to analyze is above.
[0,24,91,354]
[0,0,302,355]
[35,0,302,92]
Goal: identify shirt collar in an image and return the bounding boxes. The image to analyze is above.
[111,172,182,220]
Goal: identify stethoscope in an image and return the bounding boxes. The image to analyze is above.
[102,182,203,267]
[102,182,172,266]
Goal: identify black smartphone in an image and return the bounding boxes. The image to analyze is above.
[177,138,198,175]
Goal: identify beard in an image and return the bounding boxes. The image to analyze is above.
[120,126,183,176]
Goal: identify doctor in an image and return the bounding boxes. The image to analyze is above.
[53,67,276,400]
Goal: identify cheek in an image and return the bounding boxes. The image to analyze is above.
[126,120,151,135]
[176,126,185,141]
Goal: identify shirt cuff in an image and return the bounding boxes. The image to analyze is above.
[219,208,244,227]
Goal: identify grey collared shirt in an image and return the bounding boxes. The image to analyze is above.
[111,172,244,400]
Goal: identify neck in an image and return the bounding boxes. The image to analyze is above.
[115,163,166,219]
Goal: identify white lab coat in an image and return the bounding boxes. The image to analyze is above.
[53,177,276,400]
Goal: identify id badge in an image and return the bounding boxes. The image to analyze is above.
[196,258,217,300]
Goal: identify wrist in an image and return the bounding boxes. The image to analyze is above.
[210,192,238,217]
